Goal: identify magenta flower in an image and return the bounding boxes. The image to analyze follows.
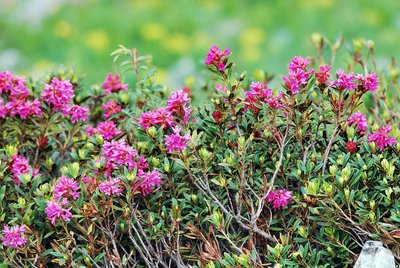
[166,89,192,123]
[244,81,274,112]
[266,92,284,110]
[164,126,190,153]
[19,99,43,118]
[0,71,27,97]
[368,125,397,150]
[134,169,162,196]
[356,72,379,92]
[283,56,314,94]
[41,77,74,110]
[4,100,20,118]
[205,45,231,71]
[62,105,89,123]
[85,126,97,136]
[332,69,356,91]
[137,110,158,129]
[1,98,42,120]
[101,139,138,169]
[0,71,43,119]
[102,73,128,94]
[138,108,174,130]
[99,178,124,196]
[137,156,149,170]
[288,56,311,72]
[96,121,122,140]
[45,199,73,225]
[315,65,331,85]
[102,100,122,119]
[53,176,80,201]
[166,89,190,112]
[0,71,14,94]
[154,107,176,128]
[6,99,41,119]
[283,69,312,94]
[0,99,6,118]
[1,225,27,249]
[266,189,293,209]
[9,155,39,186]
[9,83,29,101]
[244,92,260,113]
[249,81,272,99]
[10,155,30,176]
[347,111,368,134]
[138,90,192,129]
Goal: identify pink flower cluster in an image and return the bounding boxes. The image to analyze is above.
[99,139,162,196]
[96,121,122,140]
[41,77,74,110]
[368,125,397,150]
[356,73,379,92]
[41,77,89,123]
[347,111,368,134]
[0,71,20,94]
[9,155,39,186]
[98,136,164,196]
[166,89,192,123]
[138,108,174,129]
[133,170,162,196]
[0,71,42,119]
[138,89,192,130]
[332,69,357,91]
[315,65,331,85]
[283,56,314,94]
[0,72,91,123]
[99,178,124,196]
[205,45,231,71]
[53,176,80,201]
[101,139,141,170]
[331,69,378,92]
[1,225,27,249]
[102,73,128,95]
[164,126,190,153]
[62,105,89,123]
[45,175,80,225]
[102,100,122,119]
[281,58,378,93]
[86,121,122,140]
[244,81,283,112]
[244,81,270,111]
[266,189,293,209]
[45,199,72,225]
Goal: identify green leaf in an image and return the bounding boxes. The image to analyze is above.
[0,185,5,203]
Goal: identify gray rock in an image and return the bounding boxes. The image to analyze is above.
[354,240,395,268]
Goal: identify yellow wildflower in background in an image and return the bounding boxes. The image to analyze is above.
[85,30,110,52]
[54,21,72,39]
[140,23,168,41]
[163,33,190,54]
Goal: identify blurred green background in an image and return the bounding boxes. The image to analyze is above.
[0,0,399,89]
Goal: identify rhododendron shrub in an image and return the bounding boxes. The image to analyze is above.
[0,39,399,267]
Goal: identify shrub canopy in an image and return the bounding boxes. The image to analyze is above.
[0,39,399,267]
